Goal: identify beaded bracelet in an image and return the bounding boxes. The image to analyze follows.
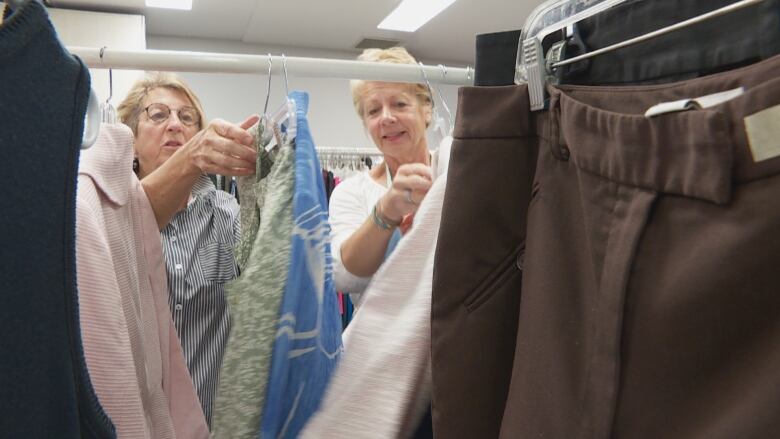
[371,202,400,230]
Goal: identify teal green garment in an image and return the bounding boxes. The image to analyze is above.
[234,123,276,271]
[211,123,295,439]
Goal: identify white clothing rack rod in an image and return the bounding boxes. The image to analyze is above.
[68,46,474,86]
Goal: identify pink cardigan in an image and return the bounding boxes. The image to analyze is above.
[76,124,208,438]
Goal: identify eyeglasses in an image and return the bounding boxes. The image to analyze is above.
[143,103,200,126]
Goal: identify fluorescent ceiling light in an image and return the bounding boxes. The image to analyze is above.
[146,0,192,10]
[378,0,457,32]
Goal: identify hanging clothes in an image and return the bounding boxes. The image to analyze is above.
[476,1,780,88]
[76,124,209,439]
[260,91,343,439]
[301,134,451,439]
[211,124,296,439]
[558,0,780,85]
[430,86,535,439]
[318,149,377,181]
[474,30,522,86]
[301,167,449,439]
[0,1,114,437]
[319,171,357,330]
[501,53,780,439]
[431,15,780,436]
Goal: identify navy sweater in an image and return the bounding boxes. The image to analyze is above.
[0,1,115,437]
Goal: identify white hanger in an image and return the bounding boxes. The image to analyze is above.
[434,64,454,136]
[81,90,100,149]
[418,61,451,142]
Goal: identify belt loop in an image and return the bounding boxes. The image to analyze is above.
[547,90,570,161]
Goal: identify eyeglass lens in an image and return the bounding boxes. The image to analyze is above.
[146,103,198,126]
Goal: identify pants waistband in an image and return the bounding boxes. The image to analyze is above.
[544,53,780,205]
[452,85,532,140]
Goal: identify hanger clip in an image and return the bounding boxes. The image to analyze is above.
[517,37,547,111]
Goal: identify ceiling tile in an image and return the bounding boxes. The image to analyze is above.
[144,0,258,40]
[242,0,403,52]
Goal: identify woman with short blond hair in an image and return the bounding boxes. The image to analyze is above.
[329,47,436,307]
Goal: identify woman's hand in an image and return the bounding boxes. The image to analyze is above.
[182,115,259,176]
[142,114,259,229]
[337,163,432,278]
[379,163,433,223]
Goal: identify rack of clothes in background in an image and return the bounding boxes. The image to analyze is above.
[214,147,381,222]
[315,146,384,328]
[0,1,472,436]
[317,146,382,184]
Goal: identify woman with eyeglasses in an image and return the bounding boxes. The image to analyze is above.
[117,72,257,427]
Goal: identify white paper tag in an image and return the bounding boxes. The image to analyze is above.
[645,99,698,117]
[645,87,745,117]
[695,87,745,108]
[744,104,780,162]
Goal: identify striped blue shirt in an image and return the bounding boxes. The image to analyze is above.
[161,174,240,426]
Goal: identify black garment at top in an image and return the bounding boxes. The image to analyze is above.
[474,0,780,87]
[0,1,115,438]
[474,30,522,86]
[559,0,780,85]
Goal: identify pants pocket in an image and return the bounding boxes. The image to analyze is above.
[464,244,524,313]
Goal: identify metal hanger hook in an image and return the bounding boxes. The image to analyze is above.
[107,69,114,103]
[438,63,447,82]
[417,61,435,110]
[263,53,273,114]
[435,64,454,128]
[99,46,113,104]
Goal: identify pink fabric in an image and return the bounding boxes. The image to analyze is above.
[301,175,448,439]
[136,165,210,439]
[76,124,208,439]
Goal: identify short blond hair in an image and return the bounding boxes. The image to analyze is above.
[117,72,206,135]
[350,47,433,118]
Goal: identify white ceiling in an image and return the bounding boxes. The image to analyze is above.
[46,0,545,65]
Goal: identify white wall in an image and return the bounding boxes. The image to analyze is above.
[147,36,461,150]
[47,8,146,109]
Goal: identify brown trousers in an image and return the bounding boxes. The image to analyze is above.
[500,54,780,438]
[431,85,537,438]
